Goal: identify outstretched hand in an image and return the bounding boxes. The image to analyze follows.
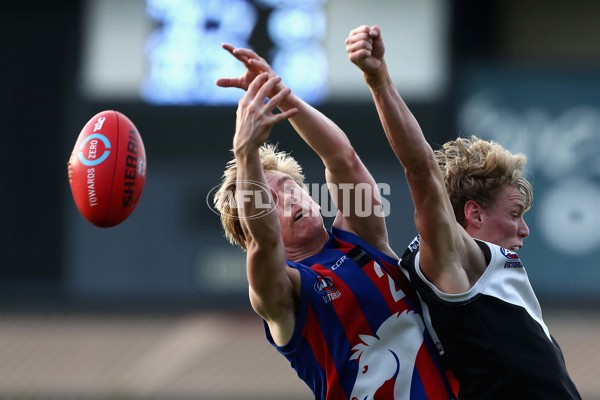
[233,73,298,155]
[216,44,277,92]
[345,25,386,77]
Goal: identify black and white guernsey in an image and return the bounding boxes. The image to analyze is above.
[400,236,581,400]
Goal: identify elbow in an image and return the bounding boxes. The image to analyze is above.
[327,146,361,173]
[405,153,439,181]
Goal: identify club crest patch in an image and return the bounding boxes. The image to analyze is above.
[500,247,523,268]
[314,275,342,303]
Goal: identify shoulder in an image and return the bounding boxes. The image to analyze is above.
[331,226,399,264]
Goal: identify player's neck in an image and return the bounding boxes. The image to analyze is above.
[286,229,329,262]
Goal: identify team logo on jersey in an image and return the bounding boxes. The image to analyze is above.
[500,247,519,259]
[500,247,523,268]
[407,235,421,253]
[314,276,341,304]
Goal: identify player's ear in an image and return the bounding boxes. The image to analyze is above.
[464,200,483,228]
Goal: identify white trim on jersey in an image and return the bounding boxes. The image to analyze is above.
[411,240,552,341]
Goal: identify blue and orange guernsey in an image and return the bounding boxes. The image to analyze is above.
[264,227,458,399]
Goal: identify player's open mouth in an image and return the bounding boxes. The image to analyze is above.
[294,210,303,221]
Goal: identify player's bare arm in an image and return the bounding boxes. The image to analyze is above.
[218,44,393,257]
[233,73,299,345]
[347,25,484,293]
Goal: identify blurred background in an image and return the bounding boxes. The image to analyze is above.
[1,0,599,398]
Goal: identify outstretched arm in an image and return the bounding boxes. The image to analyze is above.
[346,25,480,292]
[234,73,299,344]
[217,44,395,257]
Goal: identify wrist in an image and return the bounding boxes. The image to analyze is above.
[233,140,260,160]
[276,87,298,111]
[364,61,391,94]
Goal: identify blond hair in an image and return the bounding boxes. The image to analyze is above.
[434,135,533,226]
[213,143,306,250]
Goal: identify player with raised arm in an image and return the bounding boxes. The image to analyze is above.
[346,24,581,399]
[213,45,458,399]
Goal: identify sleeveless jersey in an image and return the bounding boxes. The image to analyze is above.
[265,227,458,400]
[401,236,581,400]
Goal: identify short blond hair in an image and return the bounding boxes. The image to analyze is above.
[213,143,306,250]
[434,135,533,226]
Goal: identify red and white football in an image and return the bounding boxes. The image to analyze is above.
[67,110,147,228]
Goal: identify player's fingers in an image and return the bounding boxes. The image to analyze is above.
[266,85,291,109]
[345,31,370,47]
[246,72,270,98]
[248,58,273,73]
[369,25,381,39]
[223,44,254,68]
[233,48,265,64]
[348,25,370,38]
[222,43,235,54]
[347,38,372,53]
[271,107,298,125]
[222,43,249,63]
[346,42,372,64]
[215,77,238,88]
[255,75,282,102]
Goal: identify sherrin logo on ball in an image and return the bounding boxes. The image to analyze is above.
[67,110,147,228]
